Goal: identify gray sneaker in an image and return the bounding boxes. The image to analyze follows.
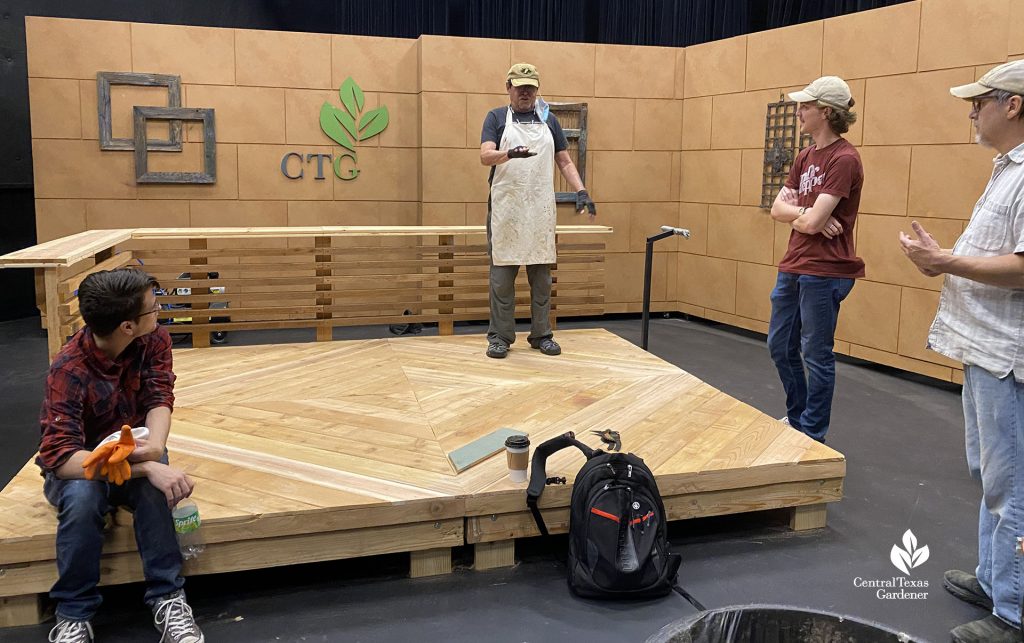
[48,619,94,643]
[486,342,509,359]
[153,590,204,643]
[529,337,561,356]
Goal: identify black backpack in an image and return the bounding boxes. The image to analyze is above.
[526,432,692,601]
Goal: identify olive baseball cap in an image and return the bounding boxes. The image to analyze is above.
[950,60,1024,99]
[788,76,854,111]
[507,63,540,87]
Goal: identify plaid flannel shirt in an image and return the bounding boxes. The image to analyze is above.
[36,325,175,473]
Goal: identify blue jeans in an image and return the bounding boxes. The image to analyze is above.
[43,456,184,621]
[767,272,854,442]
[963,365,1024,627]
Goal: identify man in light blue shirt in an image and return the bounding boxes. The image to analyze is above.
[900,59,1024,643]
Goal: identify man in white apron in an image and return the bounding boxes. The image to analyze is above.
[479,62,596,359]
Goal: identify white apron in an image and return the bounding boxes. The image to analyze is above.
[490,107,557,266]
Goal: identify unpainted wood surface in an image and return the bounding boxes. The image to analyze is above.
[0,329,844,595]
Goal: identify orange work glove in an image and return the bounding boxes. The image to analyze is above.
[82,442,117,480]
[81,425,136,485]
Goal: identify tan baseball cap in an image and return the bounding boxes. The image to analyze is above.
[788,76,853,111]
[507,63,540,87]
[950,60,1024,99]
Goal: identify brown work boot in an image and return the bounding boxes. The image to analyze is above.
[943,569,993,610]
[950,615,1022,642]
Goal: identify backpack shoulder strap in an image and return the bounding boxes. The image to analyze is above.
[526,432,594,537]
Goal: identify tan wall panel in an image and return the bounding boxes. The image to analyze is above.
[185,85,286,145]
[237,144,334,200]
[285,88,363,146]
[466,94,510,148]
[422,93,467,148]
[681,97,712,150]
[594,44,676,99]
[420,35,510,94]
[739,149,764,207]
[287,201,418,227]
[26,17,131,79]
[707,205,774,265]
[332,35,419,93]
[745,21,823,91]
[190,200,287,227]
[421,203,468,227]
[858,146,911,216]
[680,150,741,204]
[821,2,920,80]
[835,279,900,352]
[131,23,235,85]
[1012,3,1024,56]
[735,261,777,322]
[630,202,680,253]
[843,78,866,147]
[677,254,736,313]
[510,40,596,97]
[898,287,961,368]
[422,148,488,202]
[330,147,420,202]
[857,215,962,290]
[635,100,683,151]
[605,253,667,303]
[85,200,190,229]
[908,144,995,219]
[683,36,746,98]
[674,50,687,99]
[591,152,673,202]
[35,200,87,243]
[33,139,136,199]
[863,69,975,145]
[147,142,208,175]
[29,79,82,139]
[235,29,331,89]
[555,201,629,252]
[774,221,791,266]
[678,203,709,256]
[918,0,1009,72]
[138,144,239,200]
[848,343,953,381]
[585,98,635,151]
[711,89,781,150]
[378,93,421,148]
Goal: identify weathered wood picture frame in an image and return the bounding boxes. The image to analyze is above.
[133,106,217,184]
[97,71,183,151]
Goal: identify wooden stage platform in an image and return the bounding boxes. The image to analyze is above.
[0,328,845,626]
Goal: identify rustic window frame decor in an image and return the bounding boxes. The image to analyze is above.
[97,71,183,151]
[133,107,216,184]
[548,102,588,203]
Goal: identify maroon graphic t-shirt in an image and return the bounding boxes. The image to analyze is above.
[779,138,865,279]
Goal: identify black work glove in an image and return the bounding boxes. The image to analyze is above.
[507,146,537,158]
[576,189,597,216]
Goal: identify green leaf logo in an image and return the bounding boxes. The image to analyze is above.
[319,77,390,181]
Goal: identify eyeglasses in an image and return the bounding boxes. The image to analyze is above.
[971,95,999,113]
[134,301,161,319]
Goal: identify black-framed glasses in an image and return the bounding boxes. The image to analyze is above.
[971,95,999,113]
[134,301,161,320]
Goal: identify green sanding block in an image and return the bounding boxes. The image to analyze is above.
[448,427,528,473]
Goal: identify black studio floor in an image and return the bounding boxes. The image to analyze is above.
[0,314,986,642]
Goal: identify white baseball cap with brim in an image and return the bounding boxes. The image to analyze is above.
[788,76,853,111]
[950,60,1024,99]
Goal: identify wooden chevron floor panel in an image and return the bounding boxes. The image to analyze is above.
[0,328,844,623]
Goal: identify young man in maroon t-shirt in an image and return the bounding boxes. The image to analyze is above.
[767,76,865,443]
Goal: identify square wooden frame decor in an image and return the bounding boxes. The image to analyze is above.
[133,107,217,184]
[97,71,183,151]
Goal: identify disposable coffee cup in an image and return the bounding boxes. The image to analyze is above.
[505,435,530,483]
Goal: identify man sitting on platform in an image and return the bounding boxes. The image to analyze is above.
[36,268,203,643]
